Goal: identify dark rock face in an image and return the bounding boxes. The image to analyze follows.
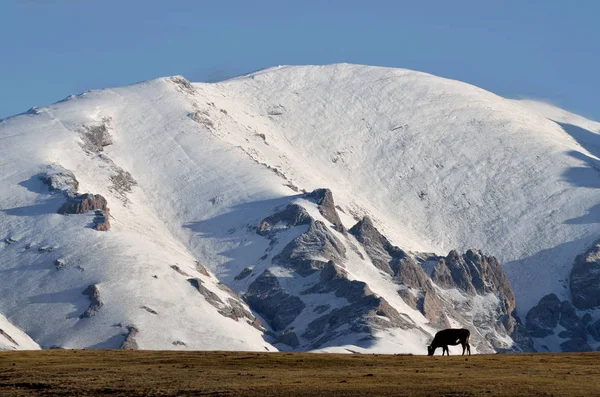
[274,219,346,276]
[304,189,345,233]
[526,293,597,352]
[525,293,561,337]
[349,216,396,275]
[58,193,108,215]
[432,249,516,316]
[257,204,311,236]
[275,329,300,348]
[301,261,413,348]
[560,338,592,352]
[570,240,600,310]
[80,284,103,319]
[58,193,111,231]
[234,267,252,281]
[588,319,600,341]
[244,270,305,331]
[121,326,139,350]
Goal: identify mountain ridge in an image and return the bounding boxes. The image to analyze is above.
[1,63,600,352]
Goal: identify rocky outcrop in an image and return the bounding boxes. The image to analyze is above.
[274,219,346,276]
[80,120,113,154]
[121,326,139,350]
[80,284,103,319]
[93,209,110,231]
[188,278,263,331]
[301,261,414,348]
[349,216,397,275]
[244,270,305,331]
[570,240,600,310]
[188,278,223,306]
[274,329,300,348]
[304,189,345,233]
[588,319,600,341]
[40,166,79,196]
[526,293,593,352]
[432,249,516,316]
[58,193,108,214]
[257,204,311,236]
[57,193,111,231]
[350,216,444,324]
[525,293,561,338]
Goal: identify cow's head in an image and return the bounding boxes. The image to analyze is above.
[427,345,435,356]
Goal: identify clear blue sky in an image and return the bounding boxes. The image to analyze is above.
[1,0,599,120]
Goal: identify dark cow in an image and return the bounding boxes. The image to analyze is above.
[427,328,471,356]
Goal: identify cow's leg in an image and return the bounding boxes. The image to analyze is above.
[462,343,466,355]
[466,342,471,356]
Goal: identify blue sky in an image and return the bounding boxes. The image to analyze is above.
[1,0,599,120]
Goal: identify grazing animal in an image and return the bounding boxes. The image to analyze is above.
[427,328,471,356]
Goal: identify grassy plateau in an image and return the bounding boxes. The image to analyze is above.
[0,350,599,396]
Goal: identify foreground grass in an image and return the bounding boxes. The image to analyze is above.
[0,350,599,396]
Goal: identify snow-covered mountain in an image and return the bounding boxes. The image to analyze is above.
[1,64,600,353]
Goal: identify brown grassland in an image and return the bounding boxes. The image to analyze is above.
[0,350,599,396]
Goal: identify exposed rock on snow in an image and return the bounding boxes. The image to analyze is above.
[80,119,113,153]
[274,219,346,276]
[257,204,311,236]
[302,261,414,349]
[109,168,137,198]
[80,284,103,319]
[40,165,79,196]
[305,188,346,233]
[121,326,139,350]
[245,270,306,331]
[433,250,516,316]
[58,193,108,215]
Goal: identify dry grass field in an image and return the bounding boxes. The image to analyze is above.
[0,350,599,396]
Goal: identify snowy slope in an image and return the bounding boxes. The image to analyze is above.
[1,64,600,352]
[0,313,40,350]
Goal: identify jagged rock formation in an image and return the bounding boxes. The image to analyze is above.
[305,188,346,233]
[349,216,444,325]
[244,270,305,331]
[523,238,600,352]
[80,285,103,319]
[526,293,592,352]
[242,189,524,352]
[301,261,414,349]
[570,240,600,310]
[274,219,346,276]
